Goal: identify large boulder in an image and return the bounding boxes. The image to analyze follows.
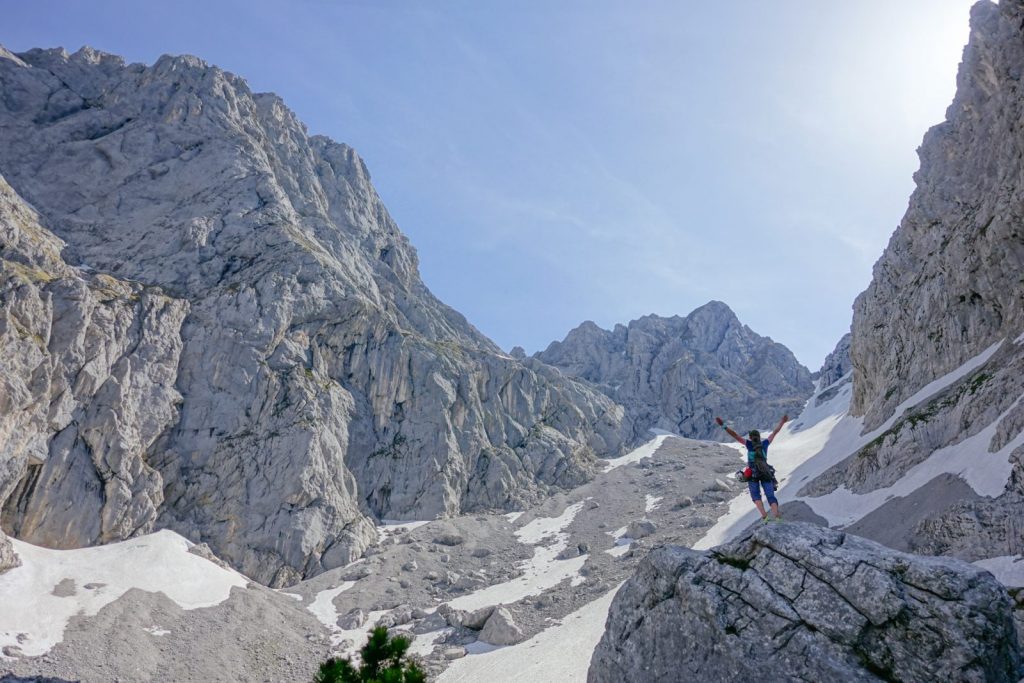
[589,522,1022,682]
[479,606,525,646]
[0,530,18,574]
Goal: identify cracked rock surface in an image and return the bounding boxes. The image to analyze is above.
[589,522,1023,683]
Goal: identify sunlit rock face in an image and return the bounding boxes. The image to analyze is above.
[850,1,1024,431]
[589,523,1023,683]
[536,302,814,442]
[801,0,1024,571]
[0,45,626,586]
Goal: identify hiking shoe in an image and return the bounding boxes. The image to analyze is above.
[760,515,769,523]
[769,517,782,523]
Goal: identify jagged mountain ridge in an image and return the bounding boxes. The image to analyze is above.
[0,44,629,586]
[535,301,814,441]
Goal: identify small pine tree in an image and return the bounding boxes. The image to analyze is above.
[315,625,427,683]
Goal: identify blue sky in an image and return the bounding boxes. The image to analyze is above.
[3,0,976,368]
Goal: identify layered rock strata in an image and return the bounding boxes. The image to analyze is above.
[535,302,813,442]
[817,332,851,389]
[0,45,626,585]
[589,523,1023,682]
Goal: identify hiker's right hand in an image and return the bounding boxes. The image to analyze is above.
[715,417,724,426]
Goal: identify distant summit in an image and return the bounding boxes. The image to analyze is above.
[535,301,814,441]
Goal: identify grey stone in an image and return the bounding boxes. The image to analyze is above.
[673,497,693,510]
[432,533,465,547]
[0,531,18,574]
[337,609,366,630]
[588,522,1022,683]
[437,604,494,630]
[625,519,656,539]
[478,606,525,646]
[817,332,851,389]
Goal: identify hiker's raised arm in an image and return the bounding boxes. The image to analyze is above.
[768,414,789,442]
[715,417,747,445]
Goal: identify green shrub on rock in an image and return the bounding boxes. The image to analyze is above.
[315,626,426,683]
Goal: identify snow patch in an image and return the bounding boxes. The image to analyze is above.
[437,587,621,682]
[802,395,1024,526]
[407,627,453,658]
[0,530,247,658]
[644,495,662,513]
[446,503,586,611]
[465,640,505,655]
[307,581,356,635]
[504,511,525,524]
[973,555,1024,588]
[602,434,669,472]
[514,502,583,545]
[142,625,170,637]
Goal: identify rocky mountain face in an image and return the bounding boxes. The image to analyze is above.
[851,0,1024,431]
[0,171,188,552]
[589,523,1023,682]
[535,302,814,442]
[797,0,1024,571]
[0,45,628,586]
[816,332,851,388]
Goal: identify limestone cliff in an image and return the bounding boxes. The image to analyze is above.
[799,0,1024,575]
[0,46,626,586]
[851,0,1024,430]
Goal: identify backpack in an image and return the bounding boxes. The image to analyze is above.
[751,443,773,482]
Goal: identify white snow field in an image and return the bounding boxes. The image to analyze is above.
[601,433,670,472]
[446,502,586,611]
[973,555,1024,588]
[0,529,247,658]
[437,584,620,682]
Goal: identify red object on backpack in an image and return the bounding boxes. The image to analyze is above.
[743,467,753,481]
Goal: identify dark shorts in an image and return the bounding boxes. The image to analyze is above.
[748,479,778,505]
